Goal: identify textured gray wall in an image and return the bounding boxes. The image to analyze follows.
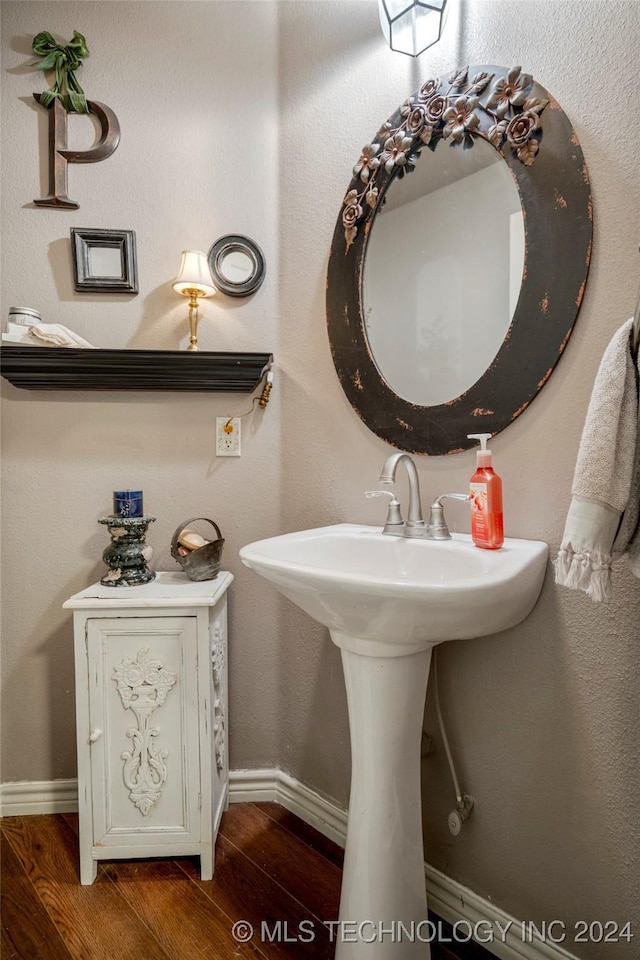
[2,2,639,957]
[1,0,283,777]
[277,2,640,955]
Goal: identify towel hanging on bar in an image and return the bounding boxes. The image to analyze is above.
[555,317,640,600]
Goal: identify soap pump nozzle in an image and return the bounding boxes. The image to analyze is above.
[467,433,493,468]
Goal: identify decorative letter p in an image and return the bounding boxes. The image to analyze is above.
[34,95,121,209]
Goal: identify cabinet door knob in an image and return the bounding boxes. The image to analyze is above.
[89,729,103,743]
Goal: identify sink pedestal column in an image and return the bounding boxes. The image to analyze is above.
[334,638,432,960]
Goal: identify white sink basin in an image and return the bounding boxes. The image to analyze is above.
[240,523,548,654]
[240,521,548,959]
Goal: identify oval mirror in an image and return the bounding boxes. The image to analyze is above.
[327,65,592,455]
[208,235,265,298]
[364,137,524,407]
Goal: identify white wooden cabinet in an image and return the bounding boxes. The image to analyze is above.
[64,571,233,884]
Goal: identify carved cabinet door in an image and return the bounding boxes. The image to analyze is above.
[86,615,201,847]
[209,606,229,837]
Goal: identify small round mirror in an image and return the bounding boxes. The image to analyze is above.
[219,250,254,284]
[207,235,265,297]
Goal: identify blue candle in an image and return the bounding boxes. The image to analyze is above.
[114,490,143,518]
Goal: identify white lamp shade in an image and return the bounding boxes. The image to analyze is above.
[173,250,216,297]
[378,0,447,57]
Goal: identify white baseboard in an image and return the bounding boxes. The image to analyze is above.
[229,767,348,846]
[1,772,578,960]
[423,864,579,960]
[0,778,78,817]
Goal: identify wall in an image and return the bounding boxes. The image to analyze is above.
[277,1,639,956]
[0,0,283,779]
[2,2,639,958]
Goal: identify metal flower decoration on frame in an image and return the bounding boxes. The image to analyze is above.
[342,66,548,251]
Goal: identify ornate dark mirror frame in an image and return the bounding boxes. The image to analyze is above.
[326,65,592,455]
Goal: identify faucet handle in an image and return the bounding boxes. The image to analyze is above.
[428,493,471,540]
[433,493,472,505]
[365,490,404,534]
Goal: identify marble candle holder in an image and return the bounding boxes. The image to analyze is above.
[99,515,156,587]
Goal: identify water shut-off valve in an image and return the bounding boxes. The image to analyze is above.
[448,795,475,836]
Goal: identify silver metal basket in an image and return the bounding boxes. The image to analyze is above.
[170,517,224,582]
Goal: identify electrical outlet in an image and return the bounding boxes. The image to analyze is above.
[216,417,241,457]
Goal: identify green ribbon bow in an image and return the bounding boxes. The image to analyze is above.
[32,30,90,114]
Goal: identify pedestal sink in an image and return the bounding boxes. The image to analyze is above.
[240,524,548,958]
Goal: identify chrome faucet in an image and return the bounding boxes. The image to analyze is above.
[379,453,428,537]
[371,453,470,540]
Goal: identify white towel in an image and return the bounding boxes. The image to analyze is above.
[31,323,96,349]
[613,408,640,574]
[555,318,639,601]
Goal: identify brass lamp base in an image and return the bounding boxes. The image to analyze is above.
[187,292,200,351]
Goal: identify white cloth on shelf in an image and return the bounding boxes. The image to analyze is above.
[554,317,639,601]
[31,323,96,349]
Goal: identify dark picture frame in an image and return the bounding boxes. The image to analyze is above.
[70,228,138,294]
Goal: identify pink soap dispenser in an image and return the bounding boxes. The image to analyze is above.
[467,433,504,550]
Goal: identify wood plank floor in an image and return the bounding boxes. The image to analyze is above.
[1,802,492,960]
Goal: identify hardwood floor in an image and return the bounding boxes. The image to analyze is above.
[1,802,492,960]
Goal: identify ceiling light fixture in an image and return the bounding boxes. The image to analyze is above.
[377,0,448,57]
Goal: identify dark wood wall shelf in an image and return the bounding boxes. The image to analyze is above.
[0,346,273,392]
